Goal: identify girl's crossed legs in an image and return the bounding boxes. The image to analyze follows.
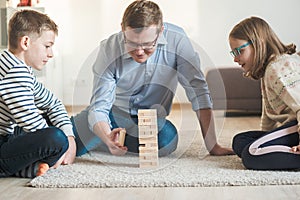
[232,120,300,170]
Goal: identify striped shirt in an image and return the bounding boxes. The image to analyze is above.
[0,50,74,137]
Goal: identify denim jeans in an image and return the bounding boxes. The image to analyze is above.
[72,108,178,157]
[0,126,68,177]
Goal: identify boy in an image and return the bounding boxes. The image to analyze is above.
[0,9,76,178]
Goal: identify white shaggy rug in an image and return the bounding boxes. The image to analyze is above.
[29,131,300,188]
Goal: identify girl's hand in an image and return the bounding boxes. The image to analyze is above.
[291,145,300,154]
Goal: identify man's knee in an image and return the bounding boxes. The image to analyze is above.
[158,120,178,157]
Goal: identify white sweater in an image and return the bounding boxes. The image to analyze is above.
[261,53,300,132]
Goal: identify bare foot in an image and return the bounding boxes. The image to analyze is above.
[36,163,49,176]
[209,144,235,156]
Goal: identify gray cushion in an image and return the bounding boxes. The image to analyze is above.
[205,66,262,112]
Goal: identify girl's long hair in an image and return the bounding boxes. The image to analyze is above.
[229,16,296,80]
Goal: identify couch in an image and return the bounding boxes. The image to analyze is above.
[205,66,262,114]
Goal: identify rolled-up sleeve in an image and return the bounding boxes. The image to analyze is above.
[175,30,212,111]
[87,41,117,131]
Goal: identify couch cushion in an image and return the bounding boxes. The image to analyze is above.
[205,66,262,112]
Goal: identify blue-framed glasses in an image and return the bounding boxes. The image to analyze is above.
[230,41,252,57]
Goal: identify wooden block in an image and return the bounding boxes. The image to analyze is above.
[118,129,126,146]
[138,109,157,117]
[139,153,158,159]
[139,125,157,130]
[139,130,157,138]
[138,118,156,126]
[138,125,158,136]
[140,158,158,164]
[139,137,158,146]
[139,146,158,153]
[139,160,159,168]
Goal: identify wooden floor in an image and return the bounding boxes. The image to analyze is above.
[1,105,300,200]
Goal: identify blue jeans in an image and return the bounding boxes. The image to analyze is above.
[0,126,68,177]
[72,108,178,157]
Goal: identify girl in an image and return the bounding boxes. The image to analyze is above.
[229,16,300,170]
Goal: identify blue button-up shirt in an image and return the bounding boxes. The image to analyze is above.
[87,23,212,130]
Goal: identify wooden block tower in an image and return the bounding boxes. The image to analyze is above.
[138,109,159,168]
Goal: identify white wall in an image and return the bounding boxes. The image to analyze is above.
[198,0,300,67]
[41,0,300,105]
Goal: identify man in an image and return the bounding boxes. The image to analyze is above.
[72,0,233,157]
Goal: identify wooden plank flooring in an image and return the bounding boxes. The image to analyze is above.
[1,105,300,200]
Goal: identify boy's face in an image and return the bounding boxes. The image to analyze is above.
[24,30,56,71]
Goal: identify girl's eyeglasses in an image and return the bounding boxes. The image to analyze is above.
[230,41,252,57]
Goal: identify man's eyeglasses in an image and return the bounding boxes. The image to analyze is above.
[124,33,159,51]
[230,41,252,57]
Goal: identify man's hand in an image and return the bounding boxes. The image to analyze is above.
[92,122,128,156]
[62,136,77,165]
[107,128,128,156]
[209,144,235,156]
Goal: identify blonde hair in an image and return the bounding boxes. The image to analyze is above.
[8,9,58,50]
[121,0,163,33]
[229,16,296,80]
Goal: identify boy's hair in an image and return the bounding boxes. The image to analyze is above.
[229,16,296,80]
[8,9,58,50]
[121,0,163,33]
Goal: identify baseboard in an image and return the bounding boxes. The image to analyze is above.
[65,105,87,114]
[224,110,261,117]
[64,103,191,114]
[172,103,191,110]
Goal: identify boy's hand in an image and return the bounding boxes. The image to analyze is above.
[62,136,77,164]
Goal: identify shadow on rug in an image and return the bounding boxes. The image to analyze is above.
[29,132,300,188]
